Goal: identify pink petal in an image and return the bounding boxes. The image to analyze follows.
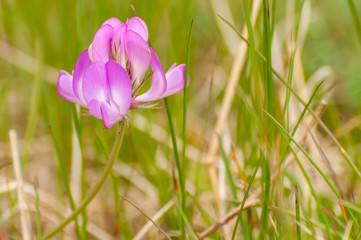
[124,31,151,85]
[57,70,85,106]
[135,48,167,102]
[106,60,132,115]
[72,50,92,106]
[113,23,128,67]
[126,17,149,41]
[82,62,109,106]
[102,18,122,29]
[100,101,123,129]
[88,99,102,119]
[92,24,113,62]
[168,63,177,72]
[160,64,187,98]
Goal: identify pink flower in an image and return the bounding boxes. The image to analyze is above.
[57,17,187,129]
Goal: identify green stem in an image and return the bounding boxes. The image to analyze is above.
[42,122,126,239]
[347,0,361,48]
[163,98,186,235]
[181,19,193,217]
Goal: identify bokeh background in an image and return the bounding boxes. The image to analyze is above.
[1,0,361,239]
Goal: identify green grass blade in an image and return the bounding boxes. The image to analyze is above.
[265,111,341,199]
[279,81,324,165]
[181,18,193,220]
[283,41,295,128]
[282,209,342,237]
[219,140,237,200]
[188,193,214,226]
[119,195,172,240]
[176,202,199,239]
[290,148,334,238]
[218,14,361,181]
[163,97,186,235]
[262,0,274,115]
[43,123,126,239]
[259,154,271,239]
[231,155,262,240]
[44,88,82,239]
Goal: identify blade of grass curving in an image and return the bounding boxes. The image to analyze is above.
[182,18,193,219]
[347,0,361,48]
[295,184,301,240]
[265,111,341,199]
[119,195,172,240]
[231,155,262,240]
[43,123,126,239]
[218,14,361,180]
[164,97,186,235]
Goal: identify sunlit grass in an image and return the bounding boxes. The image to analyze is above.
[1,0,361,239]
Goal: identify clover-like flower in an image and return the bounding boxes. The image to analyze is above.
[57,16,187,129]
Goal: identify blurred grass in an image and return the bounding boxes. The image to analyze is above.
[2,0,361,239]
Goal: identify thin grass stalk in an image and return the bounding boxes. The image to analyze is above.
[266,111,341,199]
[71,106,87,240]
[218,15,361,180]
[262,0,274,115]
[259,154,271,239]
[163,97,186,235]
[48,120,82,239]
[231,156,262,240]
[120,195,172,240]
[181,19,193,220]
[219,140,237,200]
[35,178,42,240]
[43,122,126,239]
[295,184,301,240]
[290,148,335,239]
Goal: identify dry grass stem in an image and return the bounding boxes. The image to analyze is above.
[9,129,32,240]
[199,101,326,238]
[205,0,262,207]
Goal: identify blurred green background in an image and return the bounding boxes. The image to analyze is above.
[2,0,361,239]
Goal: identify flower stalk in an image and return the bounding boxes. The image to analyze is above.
[43,122,126,239]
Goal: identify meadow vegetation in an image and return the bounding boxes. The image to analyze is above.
[1,0,361,239]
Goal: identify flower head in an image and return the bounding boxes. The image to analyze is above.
[57,16,187,129]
